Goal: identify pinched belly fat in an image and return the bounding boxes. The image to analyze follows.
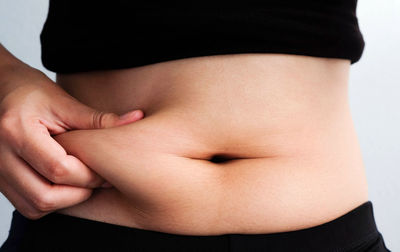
[53,110,369,236]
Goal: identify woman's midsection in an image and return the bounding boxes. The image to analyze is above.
[53,53,369,235]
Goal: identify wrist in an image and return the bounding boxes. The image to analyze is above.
[0,63,45,103]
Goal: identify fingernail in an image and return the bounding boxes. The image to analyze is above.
[119,110,138,121]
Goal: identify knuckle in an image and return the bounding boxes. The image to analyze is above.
[15,139,30,158]
[46,160,69,183]
[0,113,18,137]
[92,111,105,128]
[31,191,56,212]
[23,208,46,220]
[92,111,116,128]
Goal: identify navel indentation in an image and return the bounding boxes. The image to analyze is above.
[208,154,239,164]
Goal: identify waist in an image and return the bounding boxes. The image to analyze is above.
[54,53,369,235]
[56,53,354,158]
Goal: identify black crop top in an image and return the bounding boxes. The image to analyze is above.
[40,1,365,74]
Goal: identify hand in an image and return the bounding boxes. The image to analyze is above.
[52,119,226,234]
[0,64,144,219]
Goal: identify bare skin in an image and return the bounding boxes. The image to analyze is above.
[0,43,144,219]
[51,53,369,236]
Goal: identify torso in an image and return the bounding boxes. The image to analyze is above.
[54,53,368,235]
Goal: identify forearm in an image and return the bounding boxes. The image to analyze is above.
[0,43,48,101]
[53,119,226,234]
[0,44,23,96]
[0,43,28,82]
[0,43,23,68]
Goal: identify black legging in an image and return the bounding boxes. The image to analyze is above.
[0,201,391,252]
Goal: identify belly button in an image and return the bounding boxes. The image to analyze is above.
[208,154,238,164]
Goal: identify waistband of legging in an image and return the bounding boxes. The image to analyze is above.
[228,200,380,252]
[6,200,380,252]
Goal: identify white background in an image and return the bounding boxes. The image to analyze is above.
[0,0,399,250]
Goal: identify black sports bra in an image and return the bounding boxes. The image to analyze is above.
[40,1,365,74]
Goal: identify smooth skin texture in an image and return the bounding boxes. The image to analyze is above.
[50,54,369,236]
[0,40,370,236]
[51,103,368,236]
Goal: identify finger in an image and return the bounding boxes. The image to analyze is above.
[51,98,144,130]
[2,149,93,211]
[100,181,113,188]
[0,174,47,220]
[13,120,105,188]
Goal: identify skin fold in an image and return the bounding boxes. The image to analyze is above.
[52,114,227,234]
[52,109,368,235]
[0,44,370,236]
[49,54,369,236]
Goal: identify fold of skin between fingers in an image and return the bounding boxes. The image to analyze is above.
[51,119,225,229]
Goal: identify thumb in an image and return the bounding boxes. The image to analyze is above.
[90,109,145,129]
[60,101,144,130]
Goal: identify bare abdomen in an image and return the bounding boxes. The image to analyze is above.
[53,53,369,235]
